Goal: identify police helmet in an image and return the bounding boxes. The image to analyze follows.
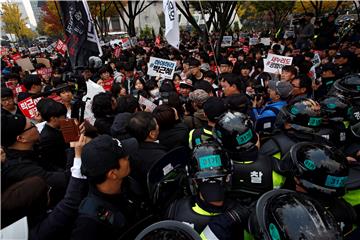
[188,142,232,181]
[250,189,341,240]
[320,95,352,122]
[290,142,349,196]
[285,98,322,132]
[213,111,258,153]
[329,74,360,105]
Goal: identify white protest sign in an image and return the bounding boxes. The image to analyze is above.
[249,37,259,46]
[260,38,271,46]
[221,36,232,47]
[110,39,122,48]
[29,46,40,55]
[147,57,176,79]
[16,58,35,71]
[139,95,157,112]
[311,53,321,68]
[83,80,105,125]
[263,53,293,74]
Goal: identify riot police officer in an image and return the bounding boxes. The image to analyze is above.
[213,111,286,201]
[165,142,249,239]
[261,98,328,162]
[248,189,342,240]
[285,142,357,235]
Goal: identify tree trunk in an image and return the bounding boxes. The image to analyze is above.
[128,18,136,37]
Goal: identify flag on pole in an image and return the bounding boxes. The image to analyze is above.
[59,0,102,69]
[163,0,180,49]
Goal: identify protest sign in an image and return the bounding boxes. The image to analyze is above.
[147,57,176,79]
[29,46,40,55]
[263,53,293,74]
[46,42,57,53]
[260,38,271,46]
[37,68,53,79]
[5,82,26,96]
[110,39,122,48]
[16,58,35,71]
[249,37,259,46]
[139,96,157,112]
[83,80,105,125]
[18,97,42,118]
[36,58,51,68]
[221,36,232,47]
[311,53,321,68]
[55,39,67,55]
[121,38,132,49]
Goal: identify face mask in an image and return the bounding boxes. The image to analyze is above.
[150,88,160,98]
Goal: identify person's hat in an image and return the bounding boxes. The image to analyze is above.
[110,112,132,138]
[321,63,336,73]
[268,80,293,99]
[198,181,225,202]
[179,79,194,89]
[188,58,201,67]
[81,135,138,177]
[203,97,227,122]
[335,50,352,59]
[1,114,27,147]
[189,89,209,105]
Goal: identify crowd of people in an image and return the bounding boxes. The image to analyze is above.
[1,12,360,240]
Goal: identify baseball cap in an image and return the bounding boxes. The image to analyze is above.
[203,97,227,122]
[189,89,209,105]
[81,135,138,178]
[110,112,132,138]
[268,80,293,99]
[199,181,225,202]
[1,114,27,147]
[179,79,194,89]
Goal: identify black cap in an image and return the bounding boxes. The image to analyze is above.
[1,114,27,147]
[203,97,226,122]
[81,135,138,177]
[110,112,132,138]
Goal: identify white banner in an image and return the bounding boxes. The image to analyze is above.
[263,53,293,74]
[29,46,40,55]
[139,96,157,112]
[163,0,179,49]
[260,38,271,46]
[147,57,176,79]
[221,36,233,47]
[249,37,259,46]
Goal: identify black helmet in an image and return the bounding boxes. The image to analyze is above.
[189,142,232,181]
[329,74,360,105]
[250,189,341,240]
[285,98,322,132]
[290,142,349,196]
[213,111,258,153]
[320,95,352,122]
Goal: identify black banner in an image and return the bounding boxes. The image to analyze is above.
[59,0,102,69]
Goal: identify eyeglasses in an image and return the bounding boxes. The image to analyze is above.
[21,122,36,134]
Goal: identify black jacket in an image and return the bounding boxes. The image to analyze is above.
[158,123,189,151]
[39,124,69,171]
[71,182,143,240]
[1,106,24,117]
[129,141,167,187]
[2,149,68,192]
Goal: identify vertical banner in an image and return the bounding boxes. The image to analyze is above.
[163,0,179,49]
[59,0,102,69]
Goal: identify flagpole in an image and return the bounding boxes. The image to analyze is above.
[198,0,220,77]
